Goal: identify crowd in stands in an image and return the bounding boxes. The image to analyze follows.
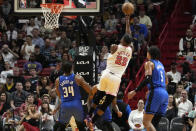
[164,15,196,130]
[0,0,192,130]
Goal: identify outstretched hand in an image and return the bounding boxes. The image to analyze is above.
[128,90,136,100]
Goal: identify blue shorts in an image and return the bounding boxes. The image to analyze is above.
[59,100,84,124]
[145,87,168,115]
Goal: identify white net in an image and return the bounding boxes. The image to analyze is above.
[41,4,64,29]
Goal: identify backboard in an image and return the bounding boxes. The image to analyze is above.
[14,0,103,15]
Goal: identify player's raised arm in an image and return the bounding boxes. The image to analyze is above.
[55,78,61,98]
[128,61,154,99]
[125,15,131,35]
[75,75,92,94]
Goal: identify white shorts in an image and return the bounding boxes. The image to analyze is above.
[97,70,121,96]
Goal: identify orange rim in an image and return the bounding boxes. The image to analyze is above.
[40,3,64,14]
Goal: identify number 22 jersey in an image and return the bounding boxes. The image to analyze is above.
[106,45,132,78]
[59,73,81,102]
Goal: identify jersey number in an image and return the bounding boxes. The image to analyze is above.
[63,86,74,98]
[160,71,164,82]
[115,56,128,66]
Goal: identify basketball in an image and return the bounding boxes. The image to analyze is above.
[122,2,134,15]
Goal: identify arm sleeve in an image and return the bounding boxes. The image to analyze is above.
[135,75,152,92]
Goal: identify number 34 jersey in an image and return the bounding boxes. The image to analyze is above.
[59,74,81,102]
[106,45,132,78]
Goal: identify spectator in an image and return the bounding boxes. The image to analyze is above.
[179,29,195,56]
[10,82,30,110]
[4,74,16,93]
[23,53,42,75]
[50,31,59,45]
[32,28,44,47]
[131,16,148,38]
[6,24,17,42]
[174,84,184,103]
[101,45,110,60]
[181,62,195,83]
[166,74,177,95]
[36,76,51,98]
[10,40,21,58]
[41,37,53,60]
[0,15,7,31]
[18,104,41,131]
[49,88,56,105]
[105,14,118,32]
[34,45,48,67]
[40,102,55,131]
[128,99,145,131]
[49,59,63,84]
[24,79,33,93]
[28,68,39,90]
[177,90,193,117]
[113,92,131,131]
[61,52,71,62]
[20,35,35,60]
[0,33,9,48]
[48,48,58,69]
[20,94,36,113]
[0,54,5,74]
[166,94,178,121]
[0,61,13,84]
[22,18,39,36]
[2,109,19,131]
[1,44,19,67]
[56,31,71,50]
[34,45,48,68]
[12,67,25,85]
[139,9,152,29]
[0,92,11,116]
[68,41,77,61]
[167,61,181,84]
[16,31,25,50]
[97,53,107,75]
[39,94,55,111]
[132,24,145,50]
[0,83,11,102]
[1,0,12,19]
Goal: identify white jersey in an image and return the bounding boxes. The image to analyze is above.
[105,44,132,78]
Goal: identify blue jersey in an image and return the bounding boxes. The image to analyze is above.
[150,59,166,88]
[59,73,81,102]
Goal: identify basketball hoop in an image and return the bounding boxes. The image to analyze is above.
[40,3,64,29]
